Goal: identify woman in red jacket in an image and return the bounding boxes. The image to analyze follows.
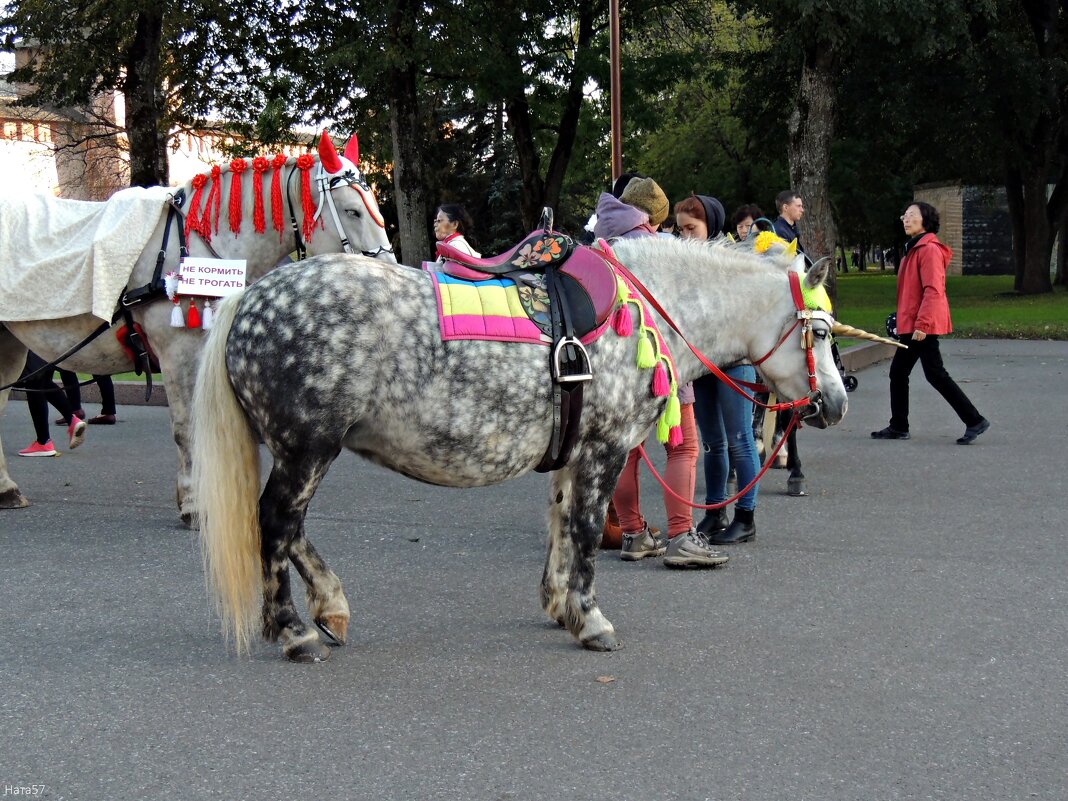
[871,202,990,444]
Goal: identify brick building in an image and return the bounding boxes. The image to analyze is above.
[913,182,1014,276]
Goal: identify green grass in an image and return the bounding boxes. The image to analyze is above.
[835,272,1068,340]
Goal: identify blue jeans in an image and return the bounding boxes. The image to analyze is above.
[693,367,760,511]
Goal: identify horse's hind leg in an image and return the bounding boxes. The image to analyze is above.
[289,537,351,647]
[0,330,30,509]
[259,449,340,663]
[541,450,624,651]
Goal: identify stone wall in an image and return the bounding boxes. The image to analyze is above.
[913,182,1013,276]
[914,183,963,275]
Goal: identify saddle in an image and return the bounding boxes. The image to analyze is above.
[434,211,620,471]
[436,232,618,340]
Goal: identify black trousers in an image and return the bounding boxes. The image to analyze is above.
[20,352,75,445]
[888,335,983,431]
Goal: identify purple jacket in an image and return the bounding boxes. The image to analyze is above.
[592,193,652,240]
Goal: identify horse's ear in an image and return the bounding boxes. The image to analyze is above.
[318,129,343,174]
[343,135,359,166]
[805,256,831,289]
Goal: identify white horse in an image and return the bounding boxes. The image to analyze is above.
[0,132,396,522]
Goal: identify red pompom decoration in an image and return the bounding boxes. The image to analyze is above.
[296,153,317,242]
[251,156,269,234]
[271,154,287,241]
[228,159,247,234]
[185,172,208,239]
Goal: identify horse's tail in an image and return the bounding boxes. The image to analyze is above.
[191,291,262,654]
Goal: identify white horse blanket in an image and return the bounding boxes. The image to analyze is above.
[0,186,172,323]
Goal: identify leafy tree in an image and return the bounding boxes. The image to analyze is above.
[1,0,284,187]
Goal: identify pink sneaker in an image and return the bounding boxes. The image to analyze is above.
[19,440,58,457]
[68,416,87,450]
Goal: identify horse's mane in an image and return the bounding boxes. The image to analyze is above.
[610,235,796,276]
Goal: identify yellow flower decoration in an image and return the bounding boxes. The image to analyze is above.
[754,230,784,253]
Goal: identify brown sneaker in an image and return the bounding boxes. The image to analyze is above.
[664,529,730,569]
[620,524,668,561]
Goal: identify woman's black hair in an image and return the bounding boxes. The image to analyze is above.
[906,201,940,234]
[437,203,475,239]
[730,203,764,230]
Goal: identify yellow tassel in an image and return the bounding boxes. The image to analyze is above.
[636,332,657,368]
[656,413,671,443]
[616,276,630,304]
[665,393,681,427]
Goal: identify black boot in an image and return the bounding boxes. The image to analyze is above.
[696,507,729,536]
[707,507,756,544]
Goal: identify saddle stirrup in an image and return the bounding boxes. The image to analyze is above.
[551,336,592,383]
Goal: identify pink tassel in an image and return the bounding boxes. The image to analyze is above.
[668,425,684,447]
[652,362,670,397]
[612,305,633,337]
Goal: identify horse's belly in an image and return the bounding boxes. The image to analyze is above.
[345,395,552,488]
[5,317,131,373]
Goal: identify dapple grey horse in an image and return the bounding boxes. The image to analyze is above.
[191,236,848,662]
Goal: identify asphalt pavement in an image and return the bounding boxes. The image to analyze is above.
[1,338,1065,801]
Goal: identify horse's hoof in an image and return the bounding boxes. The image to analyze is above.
[787,477,807,496]
[582,632,621,652]
[180,510,198,529]
[0,488,30,509]
[315,615,348,646]
[283,639,331,663]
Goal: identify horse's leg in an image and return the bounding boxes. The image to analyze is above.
[288,536,351,647]
[786,427,806,496]
[0,330,30,509]
[143,311,201,526]
[259,449,340,663]
[541,447,625,651]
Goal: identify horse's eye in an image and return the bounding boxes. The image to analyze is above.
[345,208,362,218]
[814,329,828,340]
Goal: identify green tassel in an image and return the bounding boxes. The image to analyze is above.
[636,332,657,368]
[664,392,681,427]
[656,413,671,443]
[616,276,630,304]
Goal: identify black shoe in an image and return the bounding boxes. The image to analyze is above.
[696,508,729,536]
[871,426,910,440]
[707,508,756,545]
[957,418,990,445]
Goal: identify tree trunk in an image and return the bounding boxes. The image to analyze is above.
[787,46,839,301]
[1012,164,1055,294]
[386,0,431,265]
[503,0,597,230]
[123,10,167,187]
[1056,212,1067,286]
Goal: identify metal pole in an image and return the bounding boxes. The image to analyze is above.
[609,0,622,183]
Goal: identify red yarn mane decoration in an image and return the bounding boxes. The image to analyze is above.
[251,156,269,234]
[228,158,247,234]
[296,153,318,241]
[271,153,287,242]
[185,173,208,239]
[201,164,222,240]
